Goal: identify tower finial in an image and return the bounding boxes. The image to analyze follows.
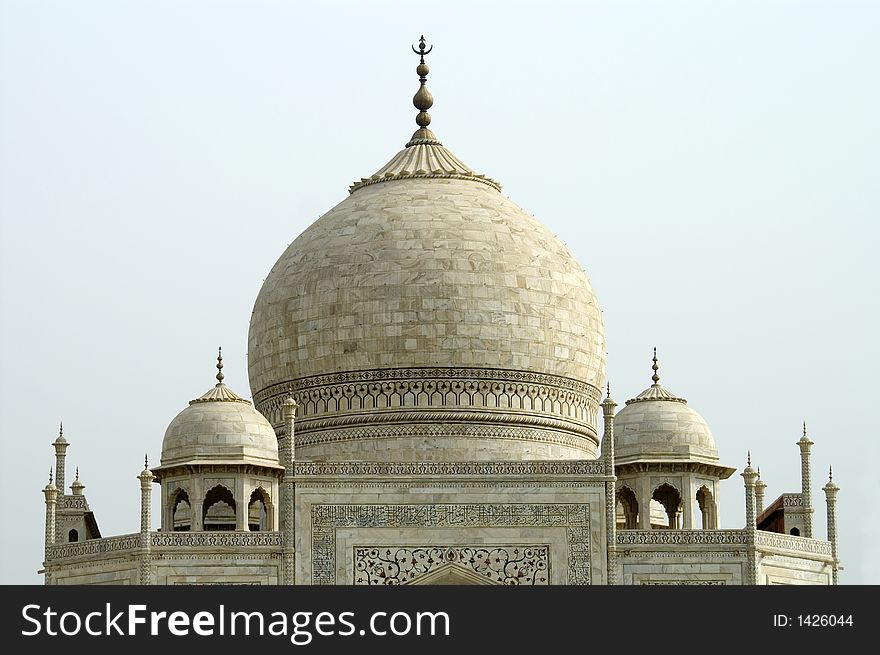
[651,347,660,385]
[410,35,435,139]
[803,420,807,437]
[144,453,149,469]
[75,467,80,481]
[49,468,53,485]
[747,451,751,467]
[828,465,833,482]
[59,421,63,437]
[216,347,224,385]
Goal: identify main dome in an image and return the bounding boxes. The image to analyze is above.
[247,44,605,461]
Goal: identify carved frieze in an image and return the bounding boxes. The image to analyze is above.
[354,546,550,585]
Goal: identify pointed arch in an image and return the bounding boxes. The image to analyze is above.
[696,485,717,530]
[171,488,192,532]
[202,484,236,531]
[248,486,272,531]
[615,486,639,529]
[651,483,683,529]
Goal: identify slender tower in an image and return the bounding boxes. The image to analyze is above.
[601,383,617,585]
[53,423,68,502]
[138,455,154,585]
[42,469,58,585]
[741,452,759,584]
[280,395,297,585]
[823,466,840,585]
[755,467,767,516]
[797,422,814,538]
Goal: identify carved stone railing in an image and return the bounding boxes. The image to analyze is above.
[617,530,749,546]
[150,531,282,549]
[295,460,606,477]
[47,533,140,561]
[754,531,832,556]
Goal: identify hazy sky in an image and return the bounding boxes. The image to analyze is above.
[1,0,877,584]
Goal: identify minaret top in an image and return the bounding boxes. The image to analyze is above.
[798,421,814,447]
[823,465,840,494]
[54,421,67,446]
[71,467,85,495]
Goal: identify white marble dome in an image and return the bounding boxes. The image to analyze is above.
[614,378,720,466]
[160,373,280,469]
[248,129,606,462]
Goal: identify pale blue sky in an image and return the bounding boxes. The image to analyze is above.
[1,0,877,583]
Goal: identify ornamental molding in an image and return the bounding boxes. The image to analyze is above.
[258,367,598,397]
[619,550,743,560]
[311,503,591,585]
[293,422,597,452]
[296,409,594,435]
[255,368,602,433]
[294,460,606,477]
[296,481,605,490]
[354,545,550,585]
[351,170,502,193]
[616,530,749,546]
[639,580,725,585]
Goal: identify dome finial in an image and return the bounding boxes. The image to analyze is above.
[828,465,833,482]
[216,347,225,385]
[408,35,437,145]
[651,347,660,385]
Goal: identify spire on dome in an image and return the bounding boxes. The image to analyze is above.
[190,350,249,404]
[651,347,660,385]
[216,347,225,385]
[409,35,437,145]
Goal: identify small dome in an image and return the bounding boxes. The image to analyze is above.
[613,353,719,466]
[160,353,280,468]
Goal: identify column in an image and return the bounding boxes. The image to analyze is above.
[755,468,767,516]
[280,396,297,585]
[138,457,154,585]
[638,477,652,530]
[797,425,814,538]
[43,471,58,585]
[53,425,69,500]
[741,454,759,584]
[235,476,249,531]
[823,467,840,585]
[601,386,617,585]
